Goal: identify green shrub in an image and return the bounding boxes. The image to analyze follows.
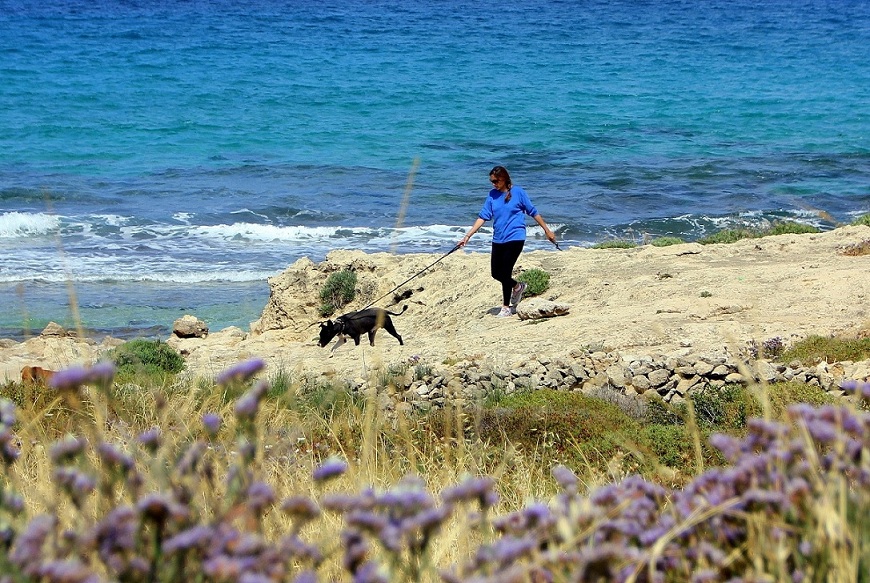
[108,339,185,379]
[780,334,870,365]
[764,221,819,236]
[319,270,357,316]
[592,240,637,249]
[764,382,838,418]
[644,423,728,470]
[642,424,694,468]
[650,236,685,247]
[689,384,755,430]
[517,268,550,296]
[697,228,757,245]
[852,213,870,227]
[643,395,685,426]
[698,221,819,245]
[470,389,644,474]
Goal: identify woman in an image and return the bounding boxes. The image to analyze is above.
[458,166,557,317]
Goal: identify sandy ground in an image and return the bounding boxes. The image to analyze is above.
[2,225,869,384]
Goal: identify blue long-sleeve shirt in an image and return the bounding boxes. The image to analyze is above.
[477,185,539,243]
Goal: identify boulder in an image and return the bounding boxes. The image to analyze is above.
[516,299,570,320]
[172,315,209,339]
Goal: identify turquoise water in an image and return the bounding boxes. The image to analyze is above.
[1,0,868,339]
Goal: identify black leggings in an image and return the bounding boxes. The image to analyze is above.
[491,240,525,305]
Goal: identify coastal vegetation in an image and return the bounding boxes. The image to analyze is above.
[319,270,358,316]
[516,268,550,297]
[1,336,868,581]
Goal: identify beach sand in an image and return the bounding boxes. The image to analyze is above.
[3,225,869,384]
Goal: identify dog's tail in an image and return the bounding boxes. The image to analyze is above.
[386,305,408,317]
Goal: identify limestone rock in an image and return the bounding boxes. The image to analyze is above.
[516,299,570,320]
[173,315,209,339]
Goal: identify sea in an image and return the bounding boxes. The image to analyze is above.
[1,0,868,341]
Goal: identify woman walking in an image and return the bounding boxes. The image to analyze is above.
[458,166,557,317]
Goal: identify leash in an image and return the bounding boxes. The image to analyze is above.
[360,243,461,310]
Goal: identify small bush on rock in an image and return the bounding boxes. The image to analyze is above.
[592,239,637,249]
[650,236,685,247]
[319,269,357,316]
[516,268,550,296]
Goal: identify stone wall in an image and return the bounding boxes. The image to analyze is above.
[367,349,870,411]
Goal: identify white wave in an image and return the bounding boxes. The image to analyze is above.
[0,211,61,238]
[188,222,473,244]
[0,265,278,284]
[91,214,130,227]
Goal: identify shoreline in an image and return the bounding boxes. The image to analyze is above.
[2,225,870,390]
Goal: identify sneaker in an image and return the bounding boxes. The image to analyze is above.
[496,306,513,317]
[510,282,528,306]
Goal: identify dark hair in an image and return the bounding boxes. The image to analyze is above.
[490,166,513,202]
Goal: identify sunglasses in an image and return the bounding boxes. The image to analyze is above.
[490,178,500,185]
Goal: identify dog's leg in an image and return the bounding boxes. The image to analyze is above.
[368,330,378,346]
[383,319,404,345]
[330,335,347,357]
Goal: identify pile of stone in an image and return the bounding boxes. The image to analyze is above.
[377,349,870,411]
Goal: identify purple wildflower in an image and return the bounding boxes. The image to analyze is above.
[321,492,374,513]
[38,559,99,583]
[551,464,579,492]
[49,436,88,464]
[239,574,273,583]
[0,399,16,426]
[216,358,266,386]
[163,525,213,553]
[840,379,870,399]
[346,510,388,534]
[1,428,20,465]
[490,536,536,567]
[441,476,498,508]
[313,457,348,482]
[292,571,318,583]
[280,534,324,563]
[48,366,91,392]
[3,491,24,514]
[96,442,135,472]
[233,381,269,422]
[10,514,55,575]
[202,412,222,436]
[245,481,276,514]
[87,361,116,385]
[137,427,162,452]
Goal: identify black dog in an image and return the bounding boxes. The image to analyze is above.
[318,305,407,356]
